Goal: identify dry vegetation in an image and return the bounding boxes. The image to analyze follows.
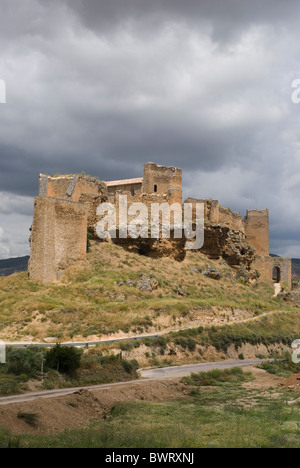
[0,243,297,343]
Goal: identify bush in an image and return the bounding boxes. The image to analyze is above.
[121,359,139,374]
[45,345,82,375]
[6,347,44,378]
[174,337,197,352]
[99,354,121,366]
[120,341,134,352]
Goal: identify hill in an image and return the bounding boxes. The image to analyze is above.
[0,256,29,277]
[0,243,298,344]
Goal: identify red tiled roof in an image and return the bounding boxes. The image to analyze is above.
[106,177,143,187]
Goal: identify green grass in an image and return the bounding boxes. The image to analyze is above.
[257,355,300,377]
[0,243,297,342]
[181,367,253,387]
[2,369,300,448]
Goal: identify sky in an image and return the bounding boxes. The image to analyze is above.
[1,0,300,258]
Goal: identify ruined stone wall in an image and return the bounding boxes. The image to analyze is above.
[79,193,108,236]
[106,191,182,228]
[252,256,273,283]
[273,257,292,289]
[29,197,88,283]
[252,256,292,289]
[40,175,71,199]
[39,174,106,202]
[244,209,269,256]
[104,190,186,260]
[185,198,244,232]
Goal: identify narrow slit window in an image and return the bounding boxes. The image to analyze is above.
[154,185,158,193]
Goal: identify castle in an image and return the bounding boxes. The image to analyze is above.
[29,162,292,288]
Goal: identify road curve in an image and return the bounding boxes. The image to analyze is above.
[0,359,264,406]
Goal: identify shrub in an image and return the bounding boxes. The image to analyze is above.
[120,341,134,352]
[17,412,38,428]
[99,354,121,366]
[174,337,197,352]
[121,359,139,374]
[181,367,249,387]
[7,347,44,378]
[258,353,300,377]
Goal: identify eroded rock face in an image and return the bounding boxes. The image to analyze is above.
[200,224,255,269]
[113,230,187,262]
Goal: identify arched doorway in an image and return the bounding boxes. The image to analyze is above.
[273,266,281,283]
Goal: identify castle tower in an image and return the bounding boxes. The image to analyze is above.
[142,162,182,203]
[244,209,269,256]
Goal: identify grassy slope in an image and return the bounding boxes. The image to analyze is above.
[0,243,298,342]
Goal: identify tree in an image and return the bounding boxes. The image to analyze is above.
[45,344,82,375]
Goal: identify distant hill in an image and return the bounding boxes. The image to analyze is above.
[292,258,300,280]
[0,256,29,277]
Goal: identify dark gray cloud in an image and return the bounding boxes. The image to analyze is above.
[0,0,300,257]
[57,0,300,41]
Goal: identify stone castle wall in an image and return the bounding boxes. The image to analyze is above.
[29,163,292,288]
[185,198,244,232]
[29,197,88,283]
[253,256,292,289]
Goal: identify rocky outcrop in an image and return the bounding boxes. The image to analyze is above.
[200,224,255,269]
[113,229,187,262]
[202,267,222,280]
[278,291,300,308]
[137,274,159,292]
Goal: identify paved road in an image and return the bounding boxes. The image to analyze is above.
[5,334,161,349]
[140,359,264,379]
[0,359,264,406]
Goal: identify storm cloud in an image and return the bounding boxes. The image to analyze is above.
[0,0,300,258]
